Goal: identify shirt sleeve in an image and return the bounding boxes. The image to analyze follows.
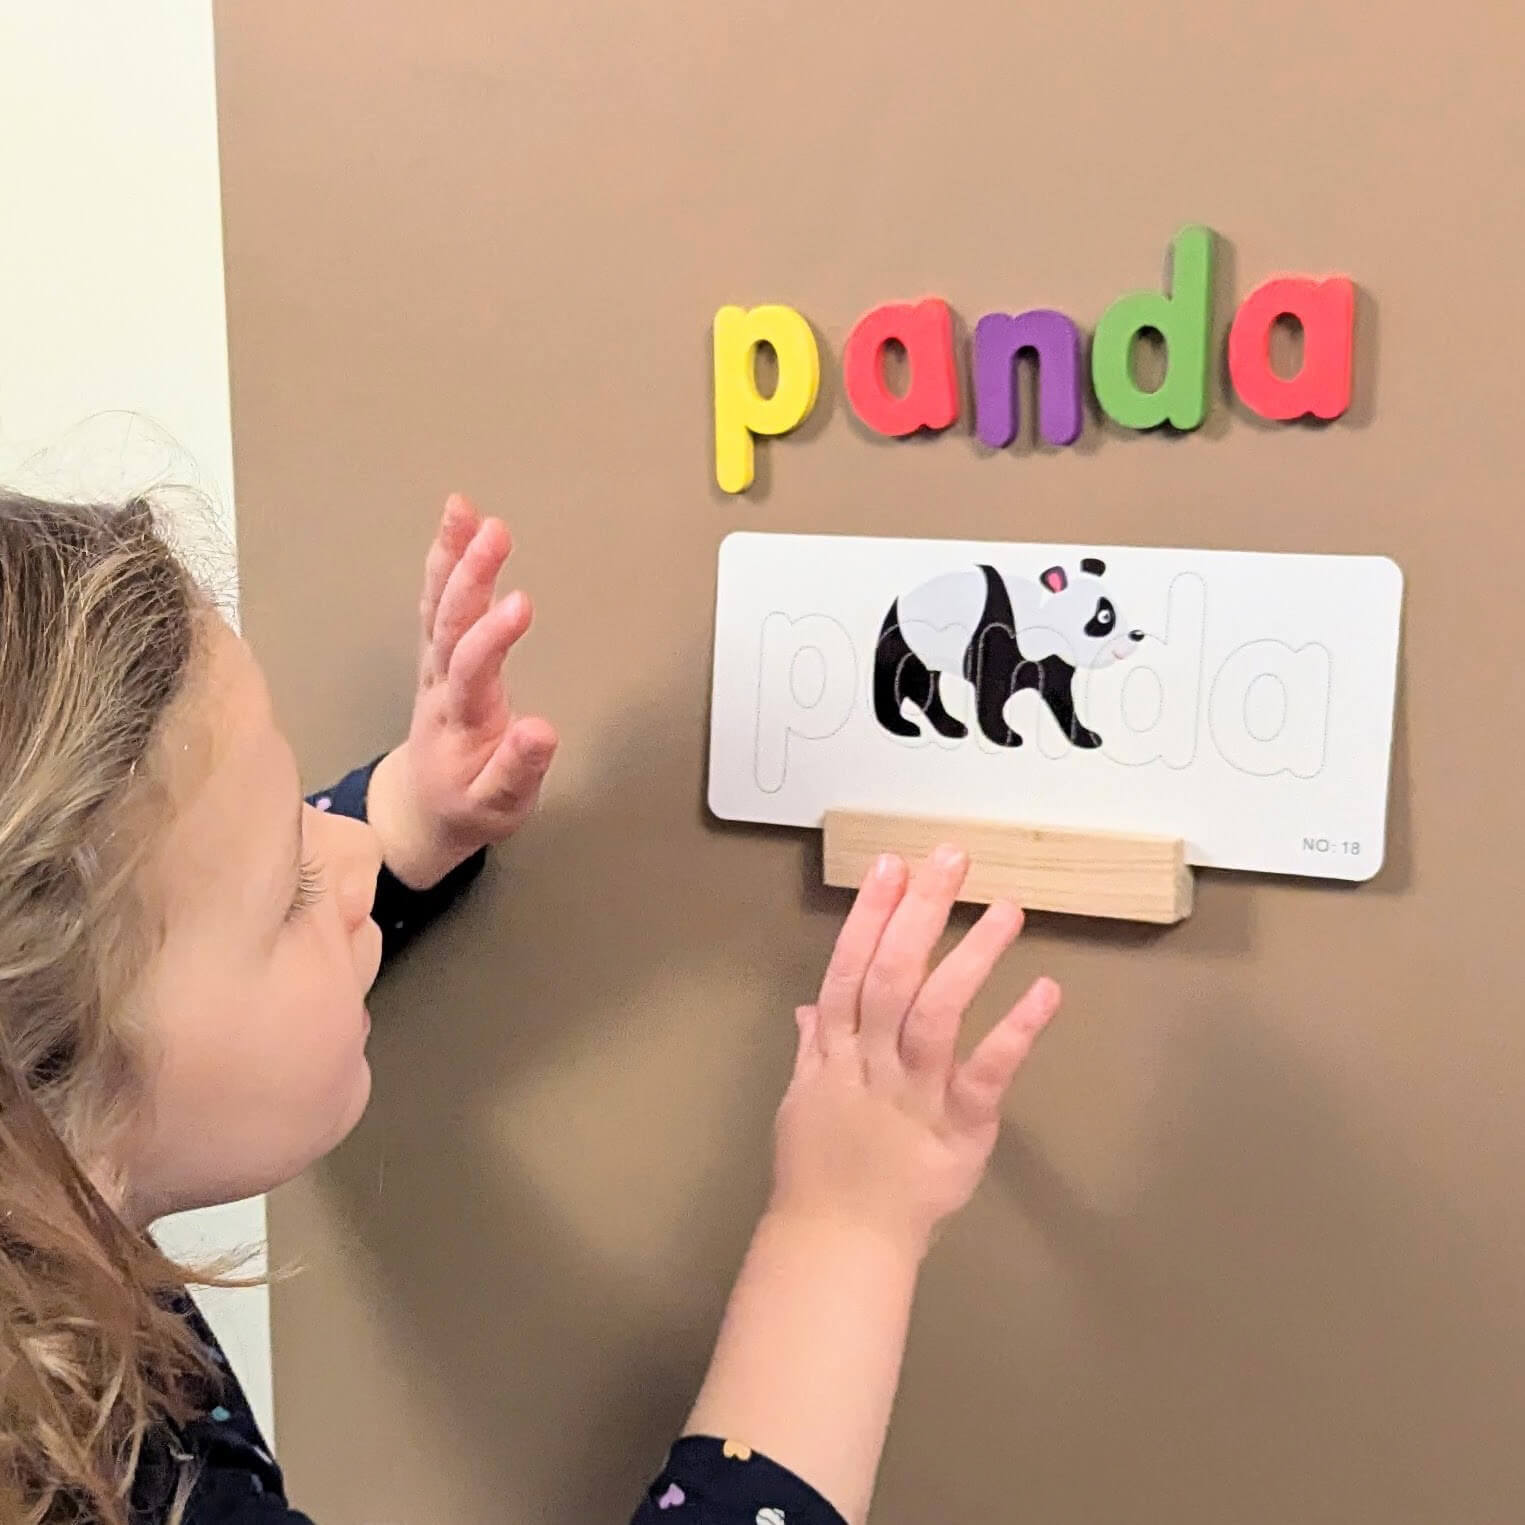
[307,754,487,967]
[629,1436,848,1525]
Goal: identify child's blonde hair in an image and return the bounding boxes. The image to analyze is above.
[0,489,219,1523]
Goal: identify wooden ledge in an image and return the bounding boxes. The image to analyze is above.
[822,809,1194,925]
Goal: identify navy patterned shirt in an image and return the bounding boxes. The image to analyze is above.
[134,755,845,1525]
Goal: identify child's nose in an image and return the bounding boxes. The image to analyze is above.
[1128,629,1145,641]
[331,814,382,930]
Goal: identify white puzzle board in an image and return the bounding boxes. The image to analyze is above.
[708,532,1403,880]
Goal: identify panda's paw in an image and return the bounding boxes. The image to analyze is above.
[1071,729,1103,749]
[981,727,1024,748]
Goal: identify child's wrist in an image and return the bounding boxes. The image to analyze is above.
[366,745,479,890]
[756,1202,934,1272]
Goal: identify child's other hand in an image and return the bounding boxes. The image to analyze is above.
[770,847,1060,1260]
[368,494,558,889]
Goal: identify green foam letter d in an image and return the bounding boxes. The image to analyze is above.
[1092,226,1214,431]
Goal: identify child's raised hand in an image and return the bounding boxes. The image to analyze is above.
[770,846,1060,1258]
[366,494,558,889]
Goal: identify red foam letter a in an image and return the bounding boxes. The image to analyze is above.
[843,298,960,437]
[1228,276,1355,421]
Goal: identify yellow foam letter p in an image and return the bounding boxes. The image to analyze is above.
[713,304,820,493]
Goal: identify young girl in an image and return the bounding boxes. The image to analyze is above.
[0,487,1060,1525]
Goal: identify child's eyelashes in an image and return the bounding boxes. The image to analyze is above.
[286,856,324,920]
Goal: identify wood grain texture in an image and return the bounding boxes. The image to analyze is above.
[823,810,1193,924]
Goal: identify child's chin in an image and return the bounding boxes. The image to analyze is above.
[345,1057,374,1127]
[321,1058,374,1159]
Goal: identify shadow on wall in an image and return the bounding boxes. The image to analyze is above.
[300,674,1462,1525]
[306,685,831,1520]
[887,997,1525,1525]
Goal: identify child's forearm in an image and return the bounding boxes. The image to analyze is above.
[682,1210,924,1525]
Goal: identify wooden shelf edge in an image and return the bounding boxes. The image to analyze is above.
[822,808,1194,926]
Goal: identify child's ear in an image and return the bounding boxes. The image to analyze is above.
[1040,566,1068,593]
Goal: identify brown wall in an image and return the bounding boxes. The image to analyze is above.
[215,4,1525,1521]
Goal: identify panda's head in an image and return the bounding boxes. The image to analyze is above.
[1032,558,1144,669]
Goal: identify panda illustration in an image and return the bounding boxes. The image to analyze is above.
[873,558,1144,749]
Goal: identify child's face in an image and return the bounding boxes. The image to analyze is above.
[121,617,385,1224]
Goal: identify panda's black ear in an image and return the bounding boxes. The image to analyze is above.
[1040,565,1068,593]
[1081,557,1106,576]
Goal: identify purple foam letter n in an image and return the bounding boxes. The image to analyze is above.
[972,309,1084,448]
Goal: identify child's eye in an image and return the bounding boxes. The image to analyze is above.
[286,857,324,921]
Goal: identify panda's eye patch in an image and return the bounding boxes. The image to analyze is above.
[1085,598,1116,637]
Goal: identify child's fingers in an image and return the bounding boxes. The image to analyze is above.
[469,715,558,817]
[431,517,512,678]
[815,855,908,1056]
[446,591,533,728]
[791,1004,824,1079]
[946,977,1060,1133]
[857,846,968,1082]
[419,494,481,661]
[899,901,1024,1099]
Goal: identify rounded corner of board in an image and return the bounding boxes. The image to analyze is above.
[1375,554,1405,594]
[1350,843,1387,882]
[704,781,745,826]
[716,529,753,566]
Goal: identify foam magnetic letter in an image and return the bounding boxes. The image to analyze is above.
[1228,276,1355,421]
[713,304,821,493]
[842,299,960,437]
[972,309,1084,447]
[1091,226,1215,431]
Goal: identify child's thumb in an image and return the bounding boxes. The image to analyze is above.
[947,977,1060,1131]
